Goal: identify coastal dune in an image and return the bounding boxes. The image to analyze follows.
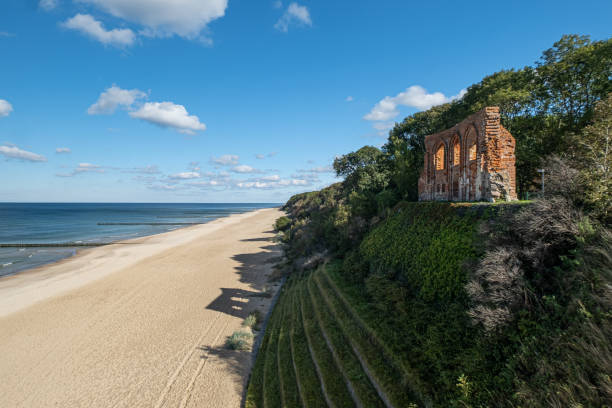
[0,208,283,408]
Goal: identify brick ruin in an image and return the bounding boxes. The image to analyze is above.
[418,107,517,202]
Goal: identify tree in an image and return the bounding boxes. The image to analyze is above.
[333,146,393,217]
[535,35,612,134]
[570,93,612,222]
[333,146,390,193]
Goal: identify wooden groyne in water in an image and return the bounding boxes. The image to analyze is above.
[97,222,202,226]
[0,242,135,248]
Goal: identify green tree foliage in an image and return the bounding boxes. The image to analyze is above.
[535,35,612,131]
[382,34,612,199]
[570,93,612,222]
[333,146,395,217]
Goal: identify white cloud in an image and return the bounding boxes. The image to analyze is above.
[364,86,467,121]
[76,162,101,169]
[55,147,71,153]
[231,164,259,174]
[273,1,283,9]
[255,154,265,159]
[0,99,13,117]
[129,102,206,134]
[88,85,146,115]
[62,14,136,47]
[0,32,15,38]
[211,154,239,166]
[260,174,280,181]
[275,2,312,32]
[124,165,160,174]
[345,96,354,102]
[77,0,228,40]
[149,184,179,191]
[39,0,59,11]
[372,121,394,131]
[169,171,200,180]
[237,177,310,189]
[188,180,221,187]
[279,179,310,186]
[57,162,104,176]
[297,165,333,173]
[0,145,47,162]
[236,181,269,189]
[291,172,319,182]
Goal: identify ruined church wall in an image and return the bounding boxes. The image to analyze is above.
[418,107,517,202]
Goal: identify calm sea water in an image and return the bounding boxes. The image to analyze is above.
[0,203,278,278]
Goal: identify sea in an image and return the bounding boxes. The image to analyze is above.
[0,203,278,278]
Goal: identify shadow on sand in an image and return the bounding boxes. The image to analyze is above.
[199,234,283,403]
[205,288,264,320]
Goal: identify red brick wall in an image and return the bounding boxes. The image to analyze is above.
[418,107,517,202]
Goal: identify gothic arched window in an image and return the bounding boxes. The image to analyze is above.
[453,140,460,166]
[435,145,445,170]
[469,143,477,161]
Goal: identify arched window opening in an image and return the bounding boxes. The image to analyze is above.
[469,143,477,161]
[435,145,445,170]
[453,140,460,166]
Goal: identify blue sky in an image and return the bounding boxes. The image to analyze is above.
[0,0,610,203]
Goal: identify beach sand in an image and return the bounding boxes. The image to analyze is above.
[0,208,283,408]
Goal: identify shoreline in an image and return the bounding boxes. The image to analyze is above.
[0,207,284,407]
[0,208,275,317]
[0,205,280,279]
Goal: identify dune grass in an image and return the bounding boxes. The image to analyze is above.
[225,330,253,350]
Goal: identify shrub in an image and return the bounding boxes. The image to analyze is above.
[274,216,291,232]
[225,330,253,350]
[243,311,263,330]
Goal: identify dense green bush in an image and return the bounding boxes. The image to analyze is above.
[274,216,291,232]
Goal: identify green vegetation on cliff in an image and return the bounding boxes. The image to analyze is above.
[246,34,612,407]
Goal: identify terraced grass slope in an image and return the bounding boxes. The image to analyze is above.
[246,202,528,407]
[245,267,424,408]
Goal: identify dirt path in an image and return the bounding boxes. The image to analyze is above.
[0,208,283,408]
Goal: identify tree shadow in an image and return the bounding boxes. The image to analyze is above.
[199,232,283,406]
[231,244,282,289]
[197,344,254,401]
[240,237,274,243]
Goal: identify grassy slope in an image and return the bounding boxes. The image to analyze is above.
[247,202,528,407]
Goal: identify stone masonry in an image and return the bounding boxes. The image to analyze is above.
[418,107,517,202]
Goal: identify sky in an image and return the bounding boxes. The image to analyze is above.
[0,0,610,203]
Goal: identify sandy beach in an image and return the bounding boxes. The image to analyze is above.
[0,208,283,408]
